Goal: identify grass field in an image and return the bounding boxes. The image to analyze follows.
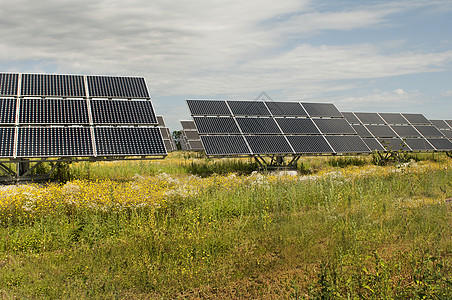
[1,152,451,299]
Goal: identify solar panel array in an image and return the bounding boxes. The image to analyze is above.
[430,120,452,142]
[343,112,452,152]
[0,73,166,159]
[156,115,176,152]
[186,100,371,156]
[180,120,204,151]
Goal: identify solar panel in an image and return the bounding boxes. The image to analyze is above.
[188,140,204,151]
[341,112,360,124]
[0,98,17,124]
[377,138,408,151]
[355,113,385,125]
[156,116,166,127]
[181,120,197,130]
[17,127,93,157]
[87,76,149,99]
[91,99,157,124]
[301,103,342,118]
[0,127,15,157]
[236,117,281,134]
[0,73,18,96]
[313,118,356,134]
[200,135,251,155]
[160,127,170,139]
[352,124,373,138]
[186,100,231,116]
[275,118,320,134]
[325,135,370,153]
[19,99,89,124]
[21,74,86,97]
[286,135,333,154]
[413,125,444,138]
[378,113,408,125]
[163,140,173,152]
[429,120,449,130]
[227,101,271,116]
[362,138,385,151]
[193,117,240,134]
[365,125,397,138]
[245,135,293,154]
[404,138,435,151]
[265,102,307,116]
[390,125,422,138]
[442,130,452,139]
[95,127,166,156]
[426,138,452,151]
[402,113,430,125]
[446,120,452,128]
[184,130,200,140]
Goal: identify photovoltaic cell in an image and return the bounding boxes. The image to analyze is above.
[355,113,385,125]
[0,73,18,96]
[404,138,434,151]
[17,127,93,157]
[341,112,360,124]
[87,76,149,99]
[245,135,293,154]
[413,125,444,138]
[446,120,452,128]
[313,118,356,135]
[379,113,408,125]
[21,74,86,97]
[227,101,271,116]
[91,99,157,124]
[390,125,422,138]
[19,99,89,124]
[429,120,448,129]
[377,138,408,151]
[325,136,370,153]
[236,117,281,134]
[402,113,430,125]
[200,135,251,155]
[275,118,320,134]
[0,98,17,124]
[186,100,231,116]
[163,140,172,152]
[362,138,385,151]
[265,102,307,116]
[160,127,169,139]
[181,120,196,130]
[352,124,373,138]
[366,125,397,138]
[442,130,452,139]
[193,117,240,134]
[95,127,166,156]
[301,103,342,117]
[0,127,15,157]
[426,138,452,151]
[286,135,333,154]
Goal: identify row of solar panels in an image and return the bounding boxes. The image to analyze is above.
[185,100,452,156]
[157,116,177,152]
[0,98,157,125]
[0,73,149,99]
[0,126,167,158]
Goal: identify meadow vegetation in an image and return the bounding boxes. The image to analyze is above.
[0,152,451,299]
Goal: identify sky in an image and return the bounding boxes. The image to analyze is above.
[1,0,451,131]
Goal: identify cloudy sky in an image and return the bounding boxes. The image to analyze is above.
[1,0,451,130]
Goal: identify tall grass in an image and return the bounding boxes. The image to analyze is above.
[0,155,451,298]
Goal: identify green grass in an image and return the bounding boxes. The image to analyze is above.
[1,154,451,298]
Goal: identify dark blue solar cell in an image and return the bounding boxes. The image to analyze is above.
[87,76,149,98]
[187,100,231,116]
[227,101,271,116]
[201,135,251,155]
